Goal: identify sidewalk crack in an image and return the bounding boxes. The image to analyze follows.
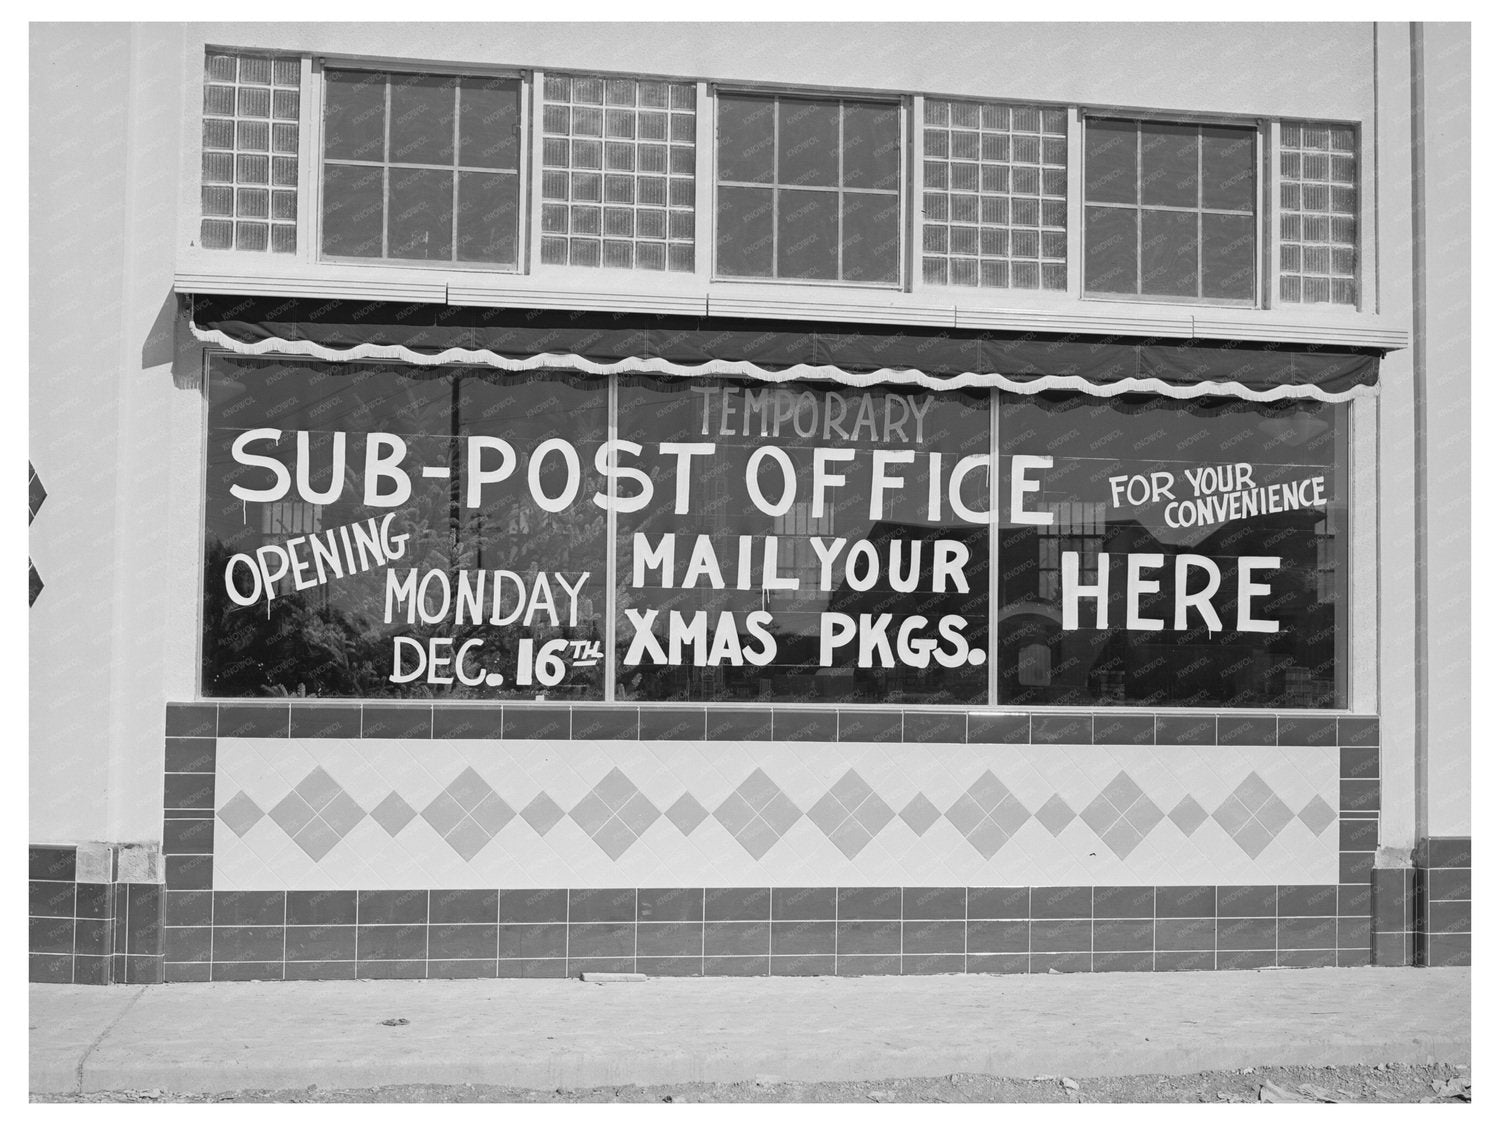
[74,986,148,1095]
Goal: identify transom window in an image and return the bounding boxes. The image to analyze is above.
[320,69,522,266]
[715,93,902,284]
[1084,117,1257,303]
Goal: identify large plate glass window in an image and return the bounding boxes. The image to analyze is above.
[320,69,523,266]
[715,92,902,284]
[1084,117,1258,303]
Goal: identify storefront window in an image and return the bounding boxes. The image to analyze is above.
[996,393,1347,708]
[202,357,608,699]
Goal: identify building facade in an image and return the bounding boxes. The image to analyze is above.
[28,21,1470,985]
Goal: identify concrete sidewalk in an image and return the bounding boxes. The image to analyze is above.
[30,967,1470,1097]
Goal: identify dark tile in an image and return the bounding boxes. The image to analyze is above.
[218,703,290,739]
[165,703,218,738]
[428,924,499,960]
[837,955,902,976]
[164,855,213,891]
[163,773,215,811]
[1337,947,1374,968]
[1154,885,1214,918]
[1029,952,1091,973]
[76,883,111,920]
[164,737,217,773]
[901,954,964,975]
[1093,951,1154,973]
[771,920,835,955]
[1217,950,1277,971]
[166,890,212,927]
[1278,885,1339,917]
[29,917,73,955]
[1340,747,1380,779]
[1337,883,1372,917]
[1278,917,1339,949]
[126,885,162,953]
[567,956,635,976]
[1340,779,1380,812]
[1092,714,1154,746]
[71,919,109,957]
[902,887,965,919]
[1427,900,1470,935]
[163,927,211,963]
[1277,715,1338,746]
[1030,920,1090,952]
[901,711,966,744]
[967,920,1028,954]
[835,919,900,955]
[637,956,704,977]
[1156,714,1216,745]
[29,846,76,882]
[705,887,770,922]
[965,953,1028,974]
[1217,917,1276,950]
[705,922,769,957]
[164,961,212,982]
[213,926,286,962]
[1031,886,1091,918]
[706,709,773,741]
[427,959,499,980]
[1155,918,1215,950]
[570,888,635,923]
[1092,919,1153,951]
[1337,917,1371,949]
[285,925,357,962]
[290,704,365,739]
[1340,818,1379,851]
[29,880,74,918]
[637,923,703,957]
[768,954,834,976]
[497,923,567,959]
[213,891,285,926]
[837,886,901,919]
[501,706,570,741]
[638,888,704,922]
[430,706,503,740]
[1422,837,1472,868]
[1373,931,1414,967]
[497,957,569,978]
[1372,871,1413,931]
[1425,868,1471,902]
[354,960,425,980]
[1340,852,1375,884]
[773,886,835,920]
[571,707,640,740]
[902,919,965,955]
[73,955,112,986]
[497,889,567,923]
[703,956,768,977]
[1337,716,1380,746]
[1425,933,1471,967]
[1276,948,1338,969]
[1217,715,1276,746]
[162,818,214,855]
[773,709,837,742]
[430,889,498,924]
[356,924,428,960]
[1093,886,1154,918]
[122,955,164,985]
[837,710,902,743]
[639,708,707,741]
[361,705,432,739]
[357,889,428,925]
[1032,714,1092,744]
[283,890,357,927]
[567,922,634,958]
[966,713,1028,744]
[967,887,1029,919]
[1155,950,1214,972]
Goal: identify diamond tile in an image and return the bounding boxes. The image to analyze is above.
[446,816,494,861]
[1168,795,1209,835]
[447,767,494,812]
[1233,772,1276,814]
[28,561,42,606]
[616,791,661,837]
[521,793,566,835]
[592,817,639,861]
[594,767,638,812]
[1298,795,1336,835]
[320,790,366,837]
[293,817,341,861]
[423,791,467,837]
[371,792,416,836]
[829,819,875,859]
[1100,819,1144,861]
[1216,772,1297,858]
[569,790,613,837]
[1034,794,1075,837]
[1235,818,1275,859]
[807,792,850,837]
[899,794,941,835]
[269,792,316,837]
[29,464,47,521]
[218,791,264,837]
[665,792,709,834]
[1211,794,1254,838]
[294,767,342,813]
[1255,793,1294,837]
[759,790,802,836]
[947,773,1030,858]
[470,791,515,836]
[715,771,801,860]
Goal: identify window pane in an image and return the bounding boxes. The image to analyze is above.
[716,184,774,276]
[388,167,453,259]
[1201,125,1256,211]
[778,97,840,188]
[321,163,384,257]
[1140,208,1198,297]
[777,187,839,279]
[1140,122,1198,208]
[1085,118,1137,204]
[842,101,900,190]
[323,70,386,162]
[717,94,774,183]
[1084,205,1137,293]
[1202,211,1256,300]
[459,78,520,169]
[456,171,518,264]
[841,191,900,283]
[389,73,455,165]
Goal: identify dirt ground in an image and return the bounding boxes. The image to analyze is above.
[33,1061,1471,1104]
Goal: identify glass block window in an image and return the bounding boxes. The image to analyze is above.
[540,75,696,272]
[716,93,902,284]
[1084,117,1258,303]
[921,101,1067,290]
[320,70,522,266]
[201,52,300,253]
[1278,122,1358,305]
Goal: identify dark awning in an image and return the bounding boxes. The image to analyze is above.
[188,294,1383,403]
